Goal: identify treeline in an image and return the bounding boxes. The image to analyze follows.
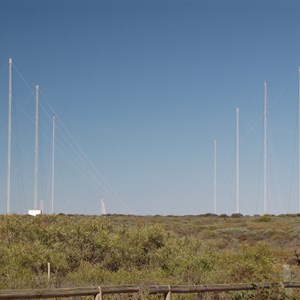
[0,214,299,299]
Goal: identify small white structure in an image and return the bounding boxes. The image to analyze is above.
[28,209,42,216]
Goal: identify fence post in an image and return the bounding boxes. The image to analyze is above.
[283,264,292,296]
[95,293,102,300]
[95,287,103,300]
[47,263,50,281]
[165,286,172,300]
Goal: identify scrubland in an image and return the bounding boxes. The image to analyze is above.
[1,213,300,299]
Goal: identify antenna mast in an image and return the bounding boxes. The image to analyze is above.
[236,107,240,214]
[34,85,39,210]
[7,58,13,214]
[264,81,268,214]
[298,67,300,213]
[51,116,55,214]
[214,139,217,214]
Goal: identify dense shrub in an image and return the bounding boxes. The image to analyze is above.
[0,214,298,299]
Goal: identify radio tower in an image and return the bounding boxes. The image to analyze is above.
[236,107,240,214]
[7,58,12,214]
[264,81,268,215]
[214,140,217,214]
[51,116,55,214]
[33,85,39,209]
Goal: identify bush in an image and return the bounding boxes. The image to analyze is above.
[0,213,294,295]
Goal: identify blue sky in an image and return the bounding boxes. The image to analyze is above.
[0,0,300,215]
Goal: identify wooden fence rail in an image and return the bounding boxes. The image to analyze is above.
[1,282,300,299]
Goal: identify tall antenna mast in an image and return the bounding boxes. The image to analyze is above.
[236,107,240,214]
[7,58,12,214]
[34,85,39,210]
[51,116,55,214]
[214,139,217,214]
[298,67,300,213]
[264,81,268,214]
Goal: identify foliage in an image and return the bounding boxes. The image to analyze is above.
[0,214,299,299]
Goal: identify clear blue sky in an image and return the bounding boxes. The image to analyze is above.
[0,0,300,215]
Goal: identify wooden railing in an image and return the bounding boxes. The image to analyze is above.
[0,282,300,299]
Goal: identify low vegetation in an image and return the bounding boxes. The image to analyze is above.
[1,213,300,299]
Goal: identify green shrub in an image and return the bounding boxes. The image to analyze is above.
[0,213,295,296]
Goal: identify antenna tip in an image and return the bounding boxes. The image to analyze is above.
[9,58,12,63]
